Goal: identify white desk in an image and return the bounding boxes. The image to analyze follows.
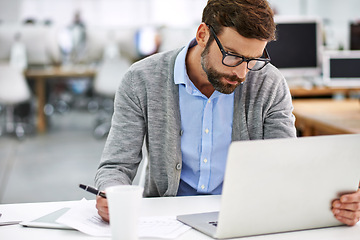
[0,195,359,240]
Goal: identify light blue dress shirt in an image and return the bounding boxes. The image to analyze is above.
[174,39,234,196]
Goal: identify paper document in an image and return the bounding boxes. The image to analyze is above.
[139,216,191,239]
[56,199,191,239]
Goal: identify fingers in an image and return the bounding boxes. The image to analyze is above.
[332,191,360,226]
[332,205,360,223]
[333,200,360,212]
[340,190,360,204]
[96,195,110,222]
[333,213,360,226]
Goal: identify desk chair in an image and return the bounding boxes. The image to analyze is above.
[0,63,32,138]
[132,143,148,187]
[91,57,131,139]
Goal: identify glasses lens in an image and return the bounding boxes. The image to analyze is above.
[248,60,266,71]
[223,55,244,67]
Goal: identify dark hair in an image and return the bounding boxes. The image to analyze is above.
[202,0,276,42]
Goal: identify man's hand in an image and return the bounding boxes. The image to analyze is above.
[332,187,360,226]
[96,195,109,222]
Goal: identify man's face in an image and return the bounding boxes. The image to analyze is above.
[200,26,267,94]
[201,45,244,94]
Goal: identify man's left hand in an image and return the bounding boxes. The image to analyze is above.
[332,187,360,226]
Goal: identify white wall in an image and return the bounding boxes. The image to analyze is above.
[0,0,207,28]
[1,0,359,53]
[0,0,21,23]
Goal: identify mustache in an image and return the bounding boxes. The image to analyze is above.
[222,73,244,84]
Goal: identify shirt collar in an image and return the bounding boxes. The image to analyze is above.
[174,38,197,86]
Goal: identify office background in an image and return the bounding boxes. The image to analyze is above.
[0,0,359,204]
[1,0,360,49]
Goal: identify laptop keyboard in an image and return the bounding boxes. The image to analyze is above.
[209,221,218,227]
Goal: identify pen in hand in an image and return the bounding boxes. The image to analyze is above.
[79,184,107,198]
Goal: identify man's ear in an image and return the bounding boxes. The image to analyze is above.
[196,22,210,48]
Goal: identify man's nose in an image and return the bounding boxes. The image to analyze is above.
[232,62,248,79]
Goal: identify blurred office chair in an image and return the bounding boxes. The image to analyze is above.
[10,32,28,71]
[91,53,131,139]
[0,63,32,138]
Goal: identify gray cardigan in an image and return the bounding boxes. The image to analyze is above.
[95,48,296,197]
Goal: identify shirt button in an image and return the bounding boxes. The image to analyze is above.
[176,163,182,170]
[207,99,211,104]
[205,129,209,134]
[201,185,205,190]
[203,158,208,163]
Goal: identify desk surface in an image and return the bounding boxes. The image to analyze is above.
[0,195,359,240]
[290,86,360,98]
[292,99,360,136]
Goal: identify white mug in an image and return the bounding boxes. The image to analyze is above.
[106,185,144,240]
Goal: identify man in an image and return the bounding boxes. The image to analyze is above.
[95,0,360,225]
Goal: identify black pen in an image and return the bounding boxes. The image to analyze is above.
[79,184,107,198]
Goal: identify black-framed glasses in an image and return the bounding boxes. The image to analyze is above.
[207,25,271,71]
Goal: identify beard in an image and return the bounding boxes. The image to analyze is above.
[200,45,245,94]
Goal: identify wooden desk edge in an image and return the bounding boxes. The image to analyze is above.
[290,87,360,98]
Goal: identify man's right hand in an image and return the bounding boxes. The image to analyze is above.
[96,195,109,222]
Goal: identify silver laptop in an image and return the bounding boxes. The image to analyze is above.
[20,208,73,230]
[177,134,360,239]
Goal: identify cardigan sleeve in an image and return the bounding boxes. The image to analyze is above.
[262,75,297,139]
[95,69,146,191]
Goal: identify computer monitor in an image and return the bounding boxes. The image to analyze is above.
[135,26,159,58]
[21,25,53,66]
[0,24,61,67]
[266,16,323,79]
[350,22,360,50]
[323,50,360,87]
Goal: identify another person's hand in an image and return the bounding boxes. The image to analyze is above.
[96,195,109,222]
[332,186,360,226]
